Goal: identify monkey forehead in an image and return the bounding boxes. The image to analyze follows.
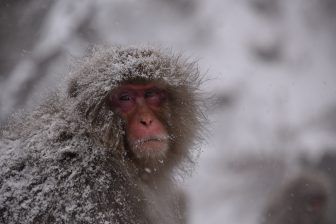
[68,46,201,95]
[114,83,165,91]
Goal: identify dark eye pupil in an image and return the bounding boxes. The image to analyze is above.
[119,94,131,101]
[145,89,158,98]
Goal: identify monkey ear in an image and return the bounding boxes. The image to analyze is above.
[68,80,80,98]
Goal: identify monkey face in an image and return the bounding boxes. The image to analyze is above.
[109,83,170,160]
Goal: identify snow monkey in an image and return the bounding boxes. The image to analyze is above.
[261,172,330,224]
[0,46,204,224]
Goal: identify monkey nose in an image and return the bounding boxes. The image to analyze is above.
[140,117,153,127]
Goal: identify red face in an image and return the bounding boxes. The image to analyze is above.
[110,83,169,159]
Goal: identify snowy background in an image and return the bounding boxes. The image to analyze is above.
[1,0,336,223]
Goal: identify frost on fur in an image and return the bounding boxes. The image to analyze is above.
[0,46,204,224]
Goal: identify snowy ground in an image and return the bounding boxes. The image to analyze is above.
[1,0,336,223]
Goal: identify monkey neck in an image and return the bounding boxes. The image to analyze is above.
[117,143,174,188]
[139,169,170,185]
[121,150,171,185]
[124,160,172,189]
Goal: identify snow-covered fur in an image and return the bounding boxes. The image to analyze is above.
[0,46,203,223]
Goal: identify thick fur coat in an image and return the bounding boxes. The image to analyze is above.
[0,46,203,224]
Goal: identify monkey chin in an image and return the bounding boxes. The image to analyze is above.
[129,136,169,160]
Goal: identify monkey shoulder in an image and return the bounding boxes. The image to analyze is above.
[0,136,149,223]
[0,106,150,223]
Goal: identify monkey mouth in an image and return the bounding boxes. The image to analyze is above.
[130,135,169,156]
[134,136,169,145]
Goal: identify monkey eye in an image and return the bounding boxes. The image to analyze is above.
[144,88,166,106]
[109,86,166,112]
[117,91,136,108]
[119,93,133,101]
[110,91,136,112]
[144,89,158,98]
